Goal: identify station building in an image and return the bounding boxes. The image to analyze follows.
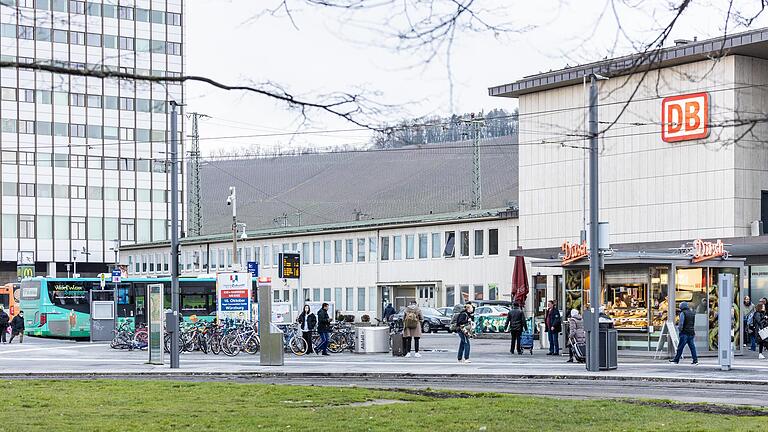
[489,28,768,351]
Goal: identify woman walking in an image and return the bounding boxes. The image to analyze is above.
[456,303,475,363]
[752,303,768,359]
[297,304,317,355]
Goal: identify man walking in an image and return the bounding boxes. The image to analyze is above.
[505,302,526,355]
[383,303,396,322]
[8,311,24,344]
[670,301,698,365]
[544,300,562,356]
[316,303,331,356]
[744,296,756,350]
[0,306,9,343]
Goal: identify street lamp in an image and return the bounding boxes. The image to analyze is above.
[227,186,239,269]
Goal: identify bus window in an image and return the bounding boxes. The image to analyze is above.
[48,281,92,314]
[0,293,9,310]
[20,280,41,300]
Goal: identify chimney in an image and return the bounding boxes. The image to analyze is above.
[674,39,692,46]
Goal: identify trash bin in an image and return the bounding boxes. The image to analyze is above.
[599,328,618,370]
[354,326,390,353]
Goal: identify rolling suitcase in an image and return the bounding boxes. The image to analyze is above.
[391,333,405,356]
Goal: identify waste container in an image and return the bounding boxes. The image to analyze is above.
[599,328,618,370]
[354,326,390,353]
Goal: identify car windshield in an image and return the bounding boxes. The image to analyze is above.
[421,308,440,316]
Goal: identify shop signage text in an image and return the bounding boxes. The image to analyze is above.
[661,92,709,143]
[691,239,729,263]
[561,241,589,264]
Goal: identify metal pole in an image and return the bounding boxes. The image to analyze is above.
[587,75,601,372]
[170,101,180,369]
[230,187,237,269]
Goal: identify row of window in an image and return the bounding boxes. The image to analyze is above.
[444,284,499,307]
[130,229,501,275]
[1,181,168,202]
[10,0,182,25]
[1,214,168,242]
[0,54,182,78]
[1,119,169,142]
[298,287,376,312]
[1,24,182,55]
[1,151,169,173]
[0,88,169,113]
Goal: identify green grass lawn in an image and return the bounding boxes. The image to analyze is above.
[1,380,763,431]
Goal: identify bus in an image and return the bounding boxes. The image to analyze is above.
[0,283,19,317]
[19,276,221,338]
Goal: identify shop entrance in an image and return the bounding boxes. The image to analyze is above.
[378,282,440,312]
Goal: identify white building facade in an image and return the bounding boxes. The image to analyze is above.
[0,0,185,279]
[121,209,519,319]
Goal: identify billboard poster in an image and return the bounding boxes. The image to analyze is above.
[147,283,163,365]
[271,302,292,323]
[217,272,252,321]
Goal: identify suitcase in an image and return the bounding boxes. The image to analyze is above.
[520,332,534,355]
[391,333,405,357]
[570,336,586,363]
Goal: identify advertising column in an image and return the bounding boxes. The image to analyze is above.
[217,272,253,321]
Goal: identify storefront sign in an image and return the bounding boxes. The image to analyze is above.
[561,241,588,264]
[216,272,253,321]
[661,92,709,143]
[691,239,728,263]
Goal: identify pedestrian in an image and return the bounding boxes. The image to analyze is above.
[8,311,24,344]
[744,296,757,351]
[383,303,396,322]
[456,302,475,363]
[297,304,317,355]
[0,306,9,343]
[670,301,698,365]
[752,303,768,360]
[567,309,586,363]
[316,303,331,356]
[504,302,526,355]
[544,300,562,356]
[402,301,423,358]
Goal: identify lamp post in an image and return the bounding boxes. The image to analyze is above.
[169,100,180,369]
[227,187,238,269]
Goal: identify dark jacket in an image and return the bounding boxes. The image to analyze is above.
[505,307,526,332]
[751,311,767,333]
[383,304,396,320]
[545,307,562,333]
[10,315,24,333]
[0,310,8,326]
[678,302,696,336]
[316,308,331,332]
[298,311,317,331]
[456,310,474,333]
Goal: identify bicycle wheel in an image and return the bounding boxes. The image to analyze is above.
[133,328,148,345]
[209,334,221,355]
[290,336,307,355]
[328,333,345,354]
[243,334,260,354]
[221,333,241,357]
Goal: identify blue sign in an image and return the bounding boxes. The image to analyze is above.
[111,269,121,283]
[247,261,259,277]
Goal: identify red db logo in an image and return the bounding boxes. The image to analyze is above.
[661,92,709,143]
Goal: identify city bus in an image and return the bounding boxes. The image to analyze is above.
[19,276,220,338]
[0,283,18,317]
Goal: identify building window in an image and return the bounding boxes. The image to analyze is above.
[474,229,484,256]
[473,284,484,301]
[71,185,86,199]
[345,239,354,262]
[70,155,86,168]
[357,287,366,312]
[262,246,269,268]
[418,234,428,259]
[302,242,310,265]
[323,241,332,264]
[120,219,135,241]
[119,158,134,171]
[118,5,133,19]
[357,239,365,262]
[489,229,499,255]
[369,237,377,259]
[119,188,135,201]
[444,231,456,257]
[1,87,15,100]
[71,216,86,240]
[380,236,389,261]
[393,235,402,260]
[488,284,498,301]
[431,233,440,258]
[334,240,342,263]
[18,183,35,197]
[405,235,415,259]
[445,285,455,307]
[312,288,321,302]
[1,182,15,196]
[312,241,320,264]
[19,215,35,238]
[70,124,86,138]
[70,31,85,45]
[460,285,470,303]
[53,185,69,198]
[345,287,354,310]
[460,231,470,257]
[69,0,85,13]
[323,288,331,302]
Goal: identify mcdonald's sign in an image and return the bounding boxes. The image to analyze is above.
[17,265,34,281]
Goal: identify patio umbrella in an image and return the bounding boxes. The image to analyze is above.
[512,255,529,306]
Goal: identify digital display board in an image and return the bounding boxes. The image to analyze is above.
[279,253,300,279]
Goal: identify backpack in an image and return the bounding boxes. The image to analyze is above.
[404,310,419,329]
[449,312,460,332]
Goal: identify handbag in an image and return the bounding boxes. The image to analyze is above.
[759,326,768,341]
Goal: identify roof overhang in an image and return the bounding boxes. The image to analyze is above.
[489,28,768,98]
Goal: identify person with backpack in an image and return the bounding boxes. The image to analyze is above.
[455,303,475,363]
[402,301,423,358]
[297,304,317,355]
[0,306,9,343]
[504,302,526,355]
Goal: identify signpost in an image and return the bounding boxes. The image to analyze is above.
[247,261,259,278]
[278,253,300,279]
[147,283,164,365]
[111,269,121,283]
[718,273,734,371]
[217,272,253,321]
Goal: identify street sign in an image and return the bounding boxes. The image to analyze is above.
[278,253,300,279]
[111,269,121,283]
[247,261,259,278]
[216,272,252,321]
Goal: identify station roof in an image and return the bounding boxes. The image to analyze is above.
[123,207,518,250]
[489,27,768,98]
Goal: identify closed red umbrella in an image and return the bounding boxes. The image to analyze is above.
[512,255,529,306]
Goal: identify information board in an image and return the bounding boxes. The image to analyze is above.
[279,253,301,279]
[147,283,164,365]
[217,272,253,321]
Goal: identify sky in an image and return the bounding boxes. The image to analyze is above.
[184,0,768,155]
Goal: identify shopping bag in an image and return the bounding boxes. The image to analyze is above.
[759,327,768,341]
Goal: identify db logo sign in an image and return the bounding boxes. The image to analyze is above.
[661,92,709,143]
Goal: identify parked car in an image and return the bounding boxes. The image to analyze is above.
[474,305,510,318]
[474,300,514,309]
[436,307,453,317]
[391,307,452,333]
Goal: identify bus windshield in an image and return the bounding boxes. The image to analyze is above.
[20,280,41,300]
[48,281,95,314]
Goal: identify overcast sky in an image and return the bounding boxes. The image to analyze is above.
[184,0,768,155]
